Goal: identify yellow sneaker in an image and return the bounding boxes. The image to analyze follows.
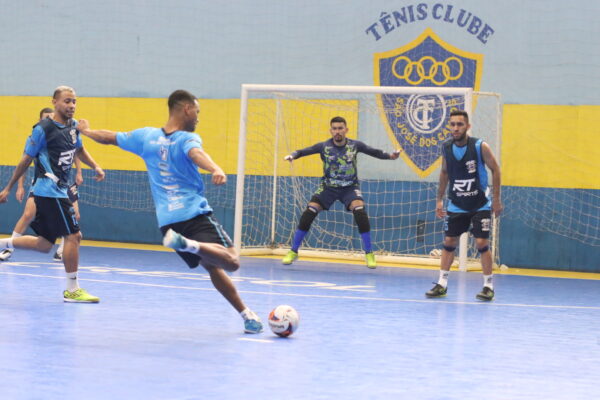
[63,288,100,303]
[282,250,298,265]
[365,252,376,269]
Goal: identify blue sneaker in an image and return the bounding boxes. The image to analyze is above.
[244,317,263,334]
[162,228,187,251]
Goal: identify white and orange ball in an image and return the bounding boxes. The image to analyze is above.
[268,305,299,337]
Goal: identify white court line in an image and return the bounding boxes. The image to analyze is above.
[237,338,274,343]
[2,270,600,311]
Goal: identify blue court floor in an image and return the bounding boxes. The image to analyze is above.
[1,246,599,400]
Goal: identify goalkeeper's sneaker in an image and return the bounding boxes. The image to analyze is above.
[0,248,13,261]
[365,252,376,269]
[476,286,495,301]
[244,316,264,334]
[53,251,62,261]
[282,250,298,265]
[63,288,100,303]
[425,283,447,298]
[162,228,187,251]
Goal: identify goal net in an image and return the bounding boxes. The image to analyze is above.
[234,84,502,269]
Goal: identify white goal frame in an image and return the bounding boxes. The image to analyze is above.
[234,84,501,271]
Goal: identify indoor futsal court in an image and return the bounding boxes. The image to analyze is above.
[1,243,598,400]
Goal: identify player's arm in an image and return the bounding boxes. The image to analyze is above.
[0,154,34,203]
[284,143,323,162]
[75,146,105,182]
[74,155,84,185]
[77,119,118,145]
[481,142,502,217]
[188,147,227,185]
[436,157,449,218]
[356,141,401,160]
[16,174,27,202]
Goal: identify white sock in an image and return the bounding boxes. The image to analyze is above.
[438,270,449,288]
[0,238,14,250]
[57,237,65,255]
[11,231,23,238]
[483,274,493,289]
[240,308,257,321]
[66,272,80,292]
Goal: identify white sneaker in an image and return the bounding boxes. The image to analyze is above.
[0,248,13,261]
[162,229,187,251]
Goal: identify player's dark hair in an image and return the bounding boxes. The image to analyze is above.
[330,116,347,126]
[39,107,53,119]
[168,90,197,111]
[53,86,75,99]
[450,109,469,123]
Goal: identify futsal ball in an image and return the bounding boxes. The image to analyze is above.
[268,305,299,337]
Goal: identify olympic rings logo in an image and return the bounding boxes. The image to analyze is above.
[392,56,464,86]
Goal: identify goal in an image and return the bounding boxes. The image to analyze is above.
[234,84,502,269]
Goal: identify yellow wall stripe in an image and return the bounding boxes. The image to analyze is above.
[2,97,599,190]
[502,104,600,189]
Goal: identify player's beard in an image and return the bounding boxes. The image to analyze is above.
[452,131,467,143]
[185,120,197,132]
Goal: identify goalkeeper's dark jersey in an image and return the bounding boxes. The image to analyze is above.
[291,138,392,187]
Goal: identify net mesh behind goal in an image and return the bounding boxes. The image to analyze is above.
[235,85,501,264]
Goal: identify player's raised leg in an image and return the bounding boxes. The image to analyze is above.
[0,195,37,261]
[163,228,240,272]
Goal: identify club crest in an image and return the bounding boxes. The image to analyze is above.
[374,28,483,177]
[69,129,77,144]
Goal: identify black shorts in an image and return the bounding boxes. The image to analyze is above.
[30,196,80,243]
[443,210,492,239]
[159,213,233,269]
[310,184,363,211]
[29,184,77,202]
[67,184,79,203]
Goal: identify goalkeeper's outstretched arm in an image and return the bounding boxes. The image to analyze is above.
[356,141,401,160]
[283,142,324,162]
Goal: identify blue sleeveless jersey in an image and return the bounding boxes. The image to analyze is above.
[443,137,491,213]
[25,118,82,198]
[116,127,213,227]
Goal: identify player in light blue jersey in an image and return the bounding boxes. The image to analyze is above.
[425,110,502,301]
[76,89,263,334]
[0,86,105,303]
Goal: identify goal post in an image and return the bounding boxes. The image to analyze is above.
[234,84,501,270]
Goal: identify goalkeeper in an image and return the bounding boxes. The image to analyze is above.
[282,116,400,269]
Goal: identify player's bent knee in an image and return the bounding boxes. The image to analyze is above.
[65,232,82,243]
[37,239,54,253]
[350,201,364,210]
[298,206,319,231]
[443,244,456,253]
[477,245,489,254]
[225,248,240,271]
[352,206,370,234]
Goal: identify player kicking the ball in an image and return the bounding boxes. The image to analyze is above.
[77,89,263,333]
[282,116,400,269]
